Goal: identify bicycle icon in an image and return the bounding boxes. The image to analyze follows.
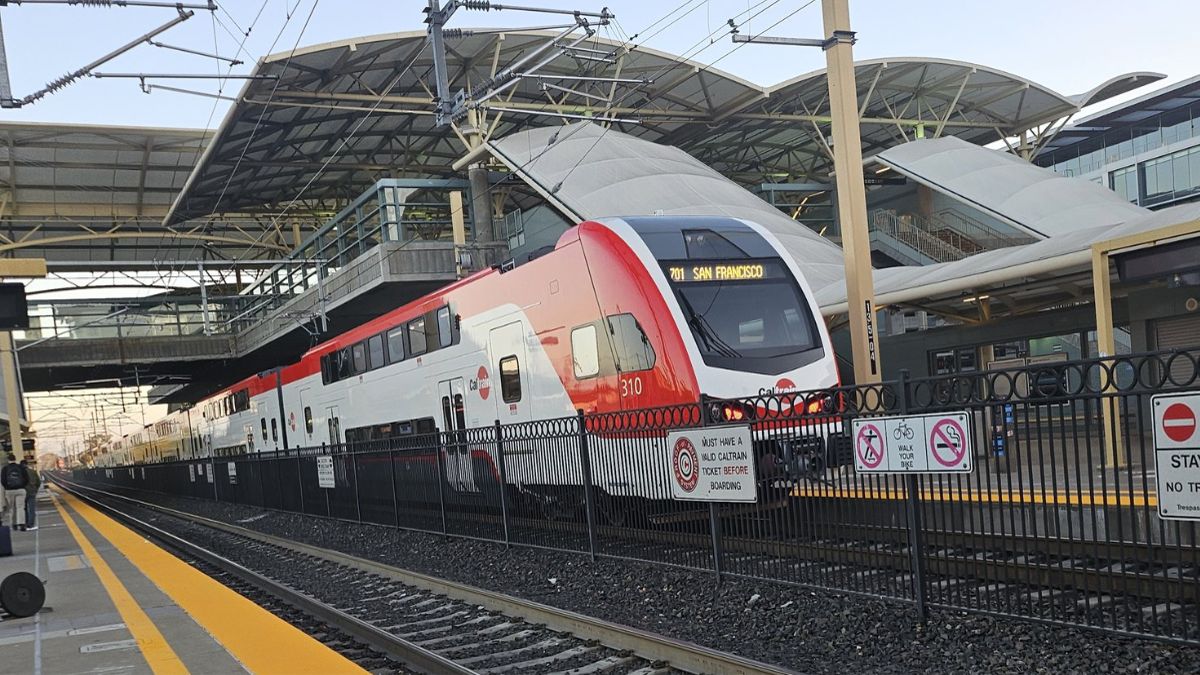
[893,421,915,440]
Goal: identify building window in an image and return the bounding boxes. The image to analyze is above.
[499,356,521,403]
[571,324,600,378]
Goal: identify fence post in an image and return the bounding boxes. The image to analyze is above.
[494,421,511,547]
[699,402,723,583]
[899,369,927,623]
[257,455,266,508]
[389,447,400,528]
[577,410,598,561]
[350,448,362,523]
[435,433,449,537]
[297,454,306,515]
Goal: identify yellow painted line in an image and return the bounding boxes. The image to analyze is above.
[791,485,1157,507]
[54,487,368,675]
[50,492,189,675]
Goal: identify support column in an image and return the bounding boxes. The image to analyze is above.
[1092,249,1124,468]
[468,165,493,242]
[0,331,23,460]
[823,0,880,384]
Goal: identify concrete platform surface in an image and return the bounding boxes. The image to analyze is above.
[0,486,365,674]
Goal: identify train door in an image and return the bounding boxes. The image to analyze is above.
[326,405,341,449]
[487,322,532,424]
[299,387,314,446]
[438,378,477,492]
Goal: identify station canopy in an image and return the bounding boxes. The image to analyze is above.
[164,29,1152,225]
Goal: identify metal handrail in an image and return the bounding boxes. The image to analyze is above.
[869,210,970,262]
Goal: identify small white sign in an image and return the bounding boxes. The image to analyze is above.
[189,465,195,483]
[1152,392,1200,521]
[227,462,238,485]
[852,412,972,474]
[667,425,757,503]
[316,455,335,489]
[206,464,214,484]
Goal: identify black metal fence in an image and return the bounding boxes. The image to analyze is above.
[74,349,1200,644]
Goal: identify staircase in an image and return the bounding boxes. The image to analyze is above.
[868,209,1035,264]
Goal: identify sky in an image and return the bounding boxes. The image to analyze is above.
[2,0,1198,130]
[7,0,1200,457]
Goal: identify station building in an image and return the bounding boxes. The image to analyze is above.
[2,29,1198,430]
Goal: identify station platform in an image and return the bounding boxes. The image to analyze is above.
[0,485,365,674]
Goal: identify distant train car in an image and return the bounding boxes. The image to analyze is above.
[101,217,840,499]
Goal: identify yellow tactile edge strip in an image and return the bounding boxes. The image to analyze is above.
[51,490,189,675]
[53,487,367,675]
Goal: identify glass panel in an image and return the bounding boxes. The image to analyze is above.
[606,313,656,372]
[1174,151,1190,194]
[351,342,367,374]
[270,418,278,442]
[408,318,427,355]
[437,307,452,348]
[571,325,600,378]
[500,356,521,403]
[304,407,313,434]
[261,418,267,440]
[386,327,405,363]
[368,334,385,370]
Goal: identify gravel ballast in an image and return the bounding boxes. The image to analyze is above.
[74,484,1200,674]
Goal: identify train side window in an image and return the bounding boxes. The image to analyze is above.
[351,342,367,374]
[367,334,385,370]
[606,313,656,372]
[320,355,330,384]
[270,418,278,442]
[386,327,405,364]
[571,325,600,378]
[260,418,267,441]
[437,307,453,348]
[304,406,313,434]
[336,348,352,380]
[453,393,466,429]
[408,317,427,355]
[499,355,521,403]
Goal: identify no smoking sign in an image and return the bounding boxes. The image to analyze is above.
[851,412,973,474]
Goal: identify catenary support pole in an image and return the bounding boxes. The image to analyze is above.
[822,0,880,384]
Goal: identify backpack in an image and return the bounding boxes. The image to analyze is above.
[1,464,26,490]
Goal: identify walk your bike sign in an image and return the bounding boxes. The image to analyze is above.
[851,412,973,474]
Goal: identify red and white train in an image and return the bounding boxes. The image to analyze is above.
[96,216,840,497]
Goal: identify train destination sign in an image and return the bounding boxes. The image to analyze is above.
[851,412,973,474]
[663,259,786,284]
[667,425,757,502]
[1151,392,1200,521]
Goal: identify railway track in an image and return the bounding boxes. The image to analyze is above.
[55,479,798,675]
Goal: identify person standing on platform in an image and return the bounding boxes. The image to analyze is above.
[20,459,38,531]
[0,454,27,531]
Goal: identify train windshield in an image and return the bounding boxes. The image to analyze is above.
[663,258,822,374]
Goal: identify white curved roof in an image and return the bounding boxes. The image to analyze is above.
[877,136,1148,238]
[164,29,1153,223]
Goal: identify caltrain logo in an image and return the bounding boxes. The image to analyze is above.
[757,378,795,396]
[672,436,699,493]
[470,366,491,400]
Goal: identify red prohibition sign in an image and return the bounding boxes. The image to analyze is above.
[856,423,884,469]
[929,418,967,467]
[1163,403,1197,443]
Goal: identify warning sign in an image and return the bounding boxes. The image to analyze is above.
[189,464,195,483]
[851,412,972,474]
[667,425,756,502]
[227,462,238,485]
[316,455,335,489]
[1152,392,1200,521]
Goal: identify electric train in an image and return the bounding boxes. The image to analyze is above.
[94,216,842,498]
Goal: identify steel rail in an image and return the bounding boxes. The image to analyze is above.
[55,478,801,675]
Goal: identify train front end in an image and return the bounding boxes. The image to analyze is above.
[605,216,848,482]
